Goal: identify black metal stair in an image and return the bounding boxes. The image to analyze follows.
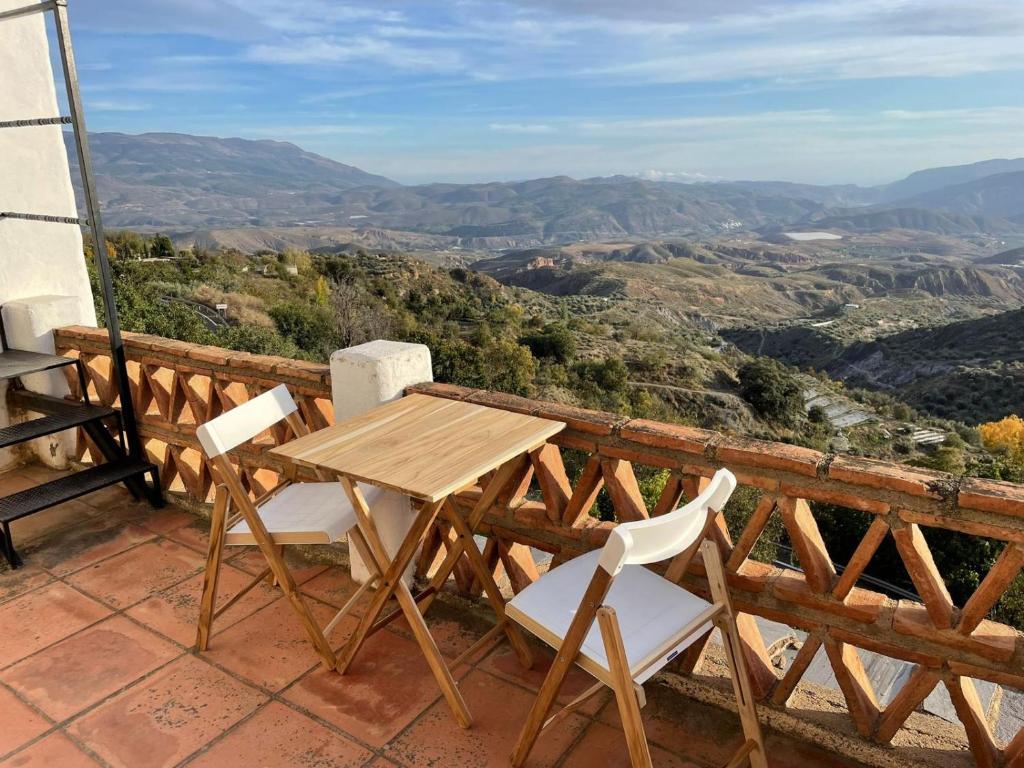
[0,346,163,568]
[0,458,156,523]
[0,398,117,449]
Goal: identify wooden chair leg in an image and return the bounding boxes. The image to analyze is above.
[599,607,653,768]
[511,568,612,767]
[196,484,229,651]
[213,456,337,671]
[702,540,767,768]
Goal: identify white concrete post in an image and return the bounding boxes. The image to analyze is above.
[1,296,91,470]
[330,340,433,584]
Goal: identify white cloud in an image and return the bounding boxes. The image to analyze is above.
[882,107,1024,124]
[588,35,1024,83]
[244,124,388,136]
[488,122,554,134]
[87,99,150,112]
[246,36,464,73]
[636,169,717,182]
[579,110,836,135]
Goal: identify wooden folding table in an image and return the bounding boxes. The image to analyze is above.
[270,392,565,727]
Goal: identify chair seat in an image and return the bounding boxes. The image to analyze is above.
[507,551,715,684]
[226,482,379,546]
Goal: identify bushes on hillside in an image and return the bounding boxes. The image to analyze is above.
[737,358,803,426]
[519,323,576,363]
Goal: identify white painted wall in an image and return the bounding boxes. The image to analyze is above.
[0,0,98,469]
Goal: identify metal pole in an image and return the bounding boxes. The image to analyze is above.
[51,0,144,460]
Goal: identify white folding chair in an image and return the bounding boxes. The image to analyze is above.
[194,384,382,670]
[507,468,766,768]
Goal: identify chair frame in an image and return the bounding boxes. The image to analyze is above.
[510,480,767,768]
[194,385,381,670]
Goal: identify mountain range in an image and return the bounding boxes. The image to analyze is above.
[69,131,1024,244]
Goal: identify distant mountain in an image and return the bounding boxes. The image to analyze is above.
[68,132,398,229]
[71,131,1024,241]
[878,158,1024,202]
[799,207,1021,236]
[895,171,1024,219]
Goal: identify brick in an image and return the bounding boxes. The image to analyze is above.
[959,477,1024,518]
[772,571,885,623]
[619,418,715,454]
[727,468,781,493]
[892,601,1017,662]
[830,627,942,667]
[598,443,677,468]
[731,559,777,593]
[275,358,329,383]
[828,455,949,499]
[406,381,475,400]
[551,432,599,453]
[185,344,231,366]
[716,436,824,477]
[530,400,627,435]
[466,389,538,416]
[780,483,889,514]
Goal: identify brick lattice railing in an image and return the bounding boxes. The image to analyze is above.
[52,326,1024,767]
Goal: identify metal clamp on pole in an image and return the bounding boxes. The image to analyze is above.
[0,117,73,128]
[0,212,88,225]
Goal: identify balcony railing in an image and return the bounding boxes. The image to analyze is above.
[52,325,1024,767]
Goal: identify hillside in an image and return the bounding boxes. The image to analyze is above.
[896,171,1024,219]
[67,132,398,229]
[829,309,1024,423]
[976,246,1024,265]
[797,208,1020,236]
[879,158,1024,202]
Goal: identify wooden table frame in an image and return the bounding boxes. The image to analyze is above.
[270,394,565,727]
[336,463,534,727]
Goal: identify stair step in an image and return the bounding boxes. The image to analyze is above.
[0,401,117,449]
[0,459,155,523]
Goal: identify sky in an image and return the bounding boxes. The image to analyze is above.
[59,0,1024,186]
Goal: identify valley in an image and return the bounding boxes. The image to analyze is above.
[74,131,1024,457]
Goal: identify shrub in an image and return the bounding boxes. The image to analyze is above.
[519,324,576,364]
[737,359,803,426]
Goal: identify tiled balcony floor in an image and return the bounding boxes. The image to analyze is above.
[0,464,871,768]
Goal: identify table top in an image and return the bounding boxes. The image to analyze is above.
[0,348,77,382]
[270,393,565,502]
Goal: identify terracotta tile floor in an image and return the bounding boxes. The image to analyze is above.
[0,465,873,768]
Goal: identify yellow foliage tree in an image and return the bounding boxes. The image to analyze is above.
[979,415,1024,460]
[314,275,330,307]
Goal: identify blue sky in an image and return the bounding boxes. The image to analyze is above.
[62,0,1024,185]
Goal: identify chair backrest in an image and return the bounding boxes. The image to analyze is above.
[196,384,297,458]
[597,468,736,575]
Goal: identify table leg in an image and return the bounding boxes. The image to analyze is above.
[440,498,534,670]
[419,457,533,616]
[338,478,473,729]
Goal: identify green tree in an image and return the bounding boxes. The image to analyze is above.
[149,234,176,260]
[737,359,803,426]
[269,301,338,356]
[520,323,576,364]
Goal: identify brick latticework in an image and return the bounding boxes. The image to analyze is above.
[54,326,1024,767]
